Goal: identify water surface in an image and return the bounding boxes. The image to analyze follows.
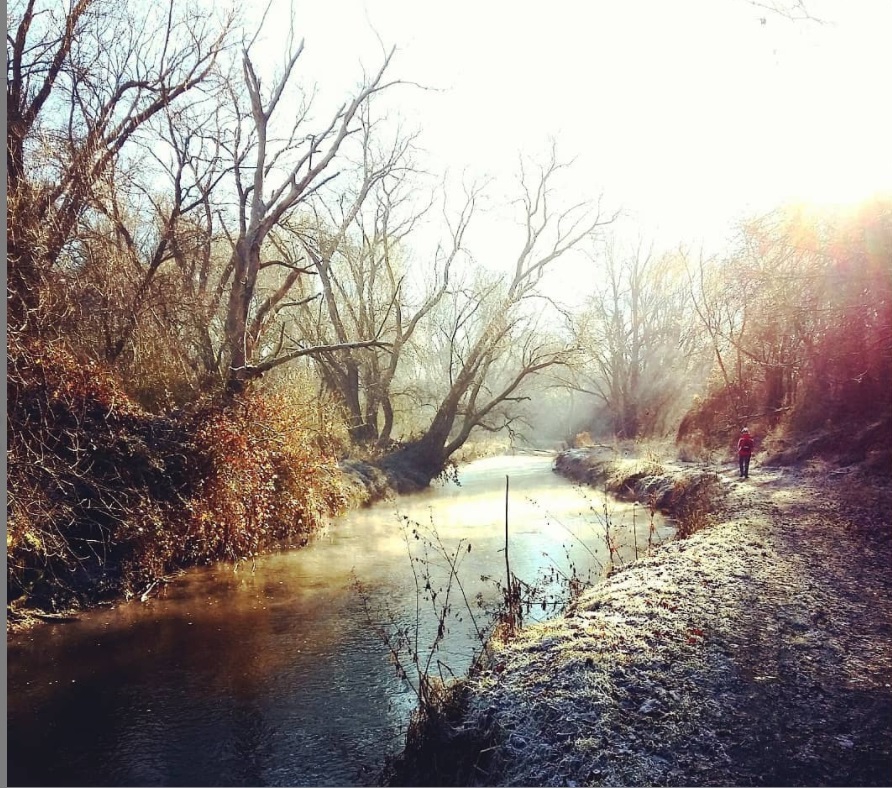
[7,454,670,786]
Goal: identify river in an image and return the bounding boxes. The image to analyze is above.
[7,454,671,786]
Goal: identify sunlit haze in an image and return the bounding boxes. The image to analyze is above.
[260,0,891,252]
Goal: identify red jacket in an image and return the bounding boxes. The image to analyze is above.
[738,434,755,456]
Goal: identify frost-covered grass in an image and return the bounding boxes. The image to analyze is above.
[387,457,892,786]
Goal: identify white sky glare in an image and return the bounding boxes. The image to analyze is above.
[261,0,891,246]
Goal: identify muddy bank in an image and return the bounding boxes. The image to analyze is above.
[387,453,892,786]
[339,454,444,501]
[339,458,401,505]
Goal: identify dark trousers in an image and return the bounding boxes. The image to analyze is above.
[739,455,751,477]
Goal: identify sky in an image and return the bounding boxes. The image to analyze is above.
[252,0,892,256]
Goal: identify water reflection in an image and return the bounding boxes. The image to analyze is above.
[7,454,670,786]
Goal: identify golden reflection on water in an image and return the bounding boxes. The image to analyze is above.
[7,454,670,786]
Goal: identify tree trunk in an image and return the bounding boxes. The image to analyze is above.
[379,396,460,487]
[376,397,395,448]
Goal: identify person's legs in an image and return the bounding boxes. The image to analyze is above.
[744,456,751,478]
[739,456,745,477]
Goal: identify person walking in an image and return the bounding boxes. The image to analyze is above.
[737,427,755,478]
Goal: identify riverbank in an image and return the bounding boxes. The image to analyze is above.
[341,437,514,502]
[6,438,509,634]
[552,444,723,538]
[7,456,390,634]
[386,448,892,786]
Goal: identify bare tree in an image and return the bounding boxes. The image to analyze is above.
[50,23,414,405]
[6,0,233,332]
[744,0,824,24]
[287,148,471,444]
[218,34,404,395]
[679,200,892,445]
[382,151,616,485]
[51,86,247,406]
[565,238,706,438]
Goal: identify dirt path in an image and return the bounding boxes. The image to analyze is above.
[427,461,892,786]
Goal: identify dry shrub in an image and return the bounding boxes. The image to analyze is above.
[262,367,352,458]
[383,679,496,787]
[601,458,666,497]
[573,431,594,448]
[7,332,193,604]
[452,437,511,463]
[677,432,714,464]
[8,333,348,609]
[675,386,751,451]
[181,392,347,565]
[669,473,723,539]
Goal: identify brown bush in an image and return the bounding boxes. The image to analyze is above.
[7,332,191,603]
[675,386,763,459]
[179,392,347,566]
[669,473,723,539]
[7,334,348,610]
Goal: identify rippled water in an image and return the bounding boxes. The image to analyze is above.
[7,454,670,786]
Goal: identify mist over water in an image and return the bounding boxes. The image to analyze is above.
[7,454,670,786]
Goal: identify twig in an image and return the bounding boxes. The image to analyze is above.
[504,475,514,631]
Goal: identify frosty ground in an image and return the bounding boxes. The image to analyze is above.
[388,452,892,786]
